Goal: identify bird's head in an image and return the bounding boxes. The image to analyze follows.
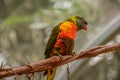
[67,16,88,31]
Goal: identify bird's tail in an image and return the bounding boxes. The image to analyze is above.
[47,67,57,80]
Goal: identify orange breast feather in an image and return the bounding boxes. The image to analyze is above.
[59,21,77,39]
[54,21,77,54]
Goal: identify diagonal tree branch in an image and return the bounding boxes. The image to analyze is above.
[0,43,120,79]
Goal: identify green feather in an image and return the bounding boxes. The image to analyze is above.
[44,23,61,58]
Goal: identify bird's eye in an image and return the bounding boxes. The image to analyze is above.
[81,19,87,25]
[84,21,88,25]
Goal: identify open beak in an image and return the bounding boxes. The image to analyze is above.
[82,25,88,30]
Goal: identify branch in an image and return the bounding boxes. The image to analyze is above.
[0,43,120,79]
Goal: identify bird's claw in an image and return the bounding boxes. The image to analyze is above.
[58,54,63,61]
[69,52,76,56]
[57,54,63,65]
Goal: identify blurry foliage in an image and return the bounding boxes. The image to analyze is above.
[4,16,33,27]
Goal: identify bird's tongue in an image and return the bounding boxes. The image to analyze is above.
[82,25,88,30]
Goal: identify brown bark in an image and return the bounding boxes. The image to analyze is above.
[0,43,120,79]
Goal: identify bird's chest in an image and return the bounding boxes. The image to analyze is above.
[58,30,77,39]
[54,38,74,55]
[59,21,78,39]
[51,37,74,56]
[53,22,77,55]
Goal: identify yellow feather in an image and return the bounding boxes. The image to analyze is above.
[60,21,72,31]
[47,68,57,80]
[71,16,76,24]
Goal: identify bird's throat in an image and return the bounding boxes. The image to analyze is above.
[59,21,77,39]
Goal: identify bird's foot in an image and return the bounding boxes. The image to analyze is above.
[58,54,63,61]
[53,54,63,65]
[56,54,63,65]
[69,52,76,56]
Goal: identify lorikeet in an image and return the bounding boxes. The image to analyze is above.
[44,16,88,80]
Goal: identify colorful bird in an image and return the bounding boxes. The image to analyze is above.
[44,16,88,80]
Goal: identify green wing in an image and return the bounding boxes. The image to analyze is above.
[44,23,61,58]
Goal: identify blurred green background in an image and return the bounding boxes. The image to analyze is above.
[0,0,120,80]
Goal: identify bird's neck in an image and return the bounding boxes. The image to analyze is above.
[58,21,78,39]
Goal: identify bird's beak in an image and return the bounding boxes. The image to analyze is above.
[82,25,88,30]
